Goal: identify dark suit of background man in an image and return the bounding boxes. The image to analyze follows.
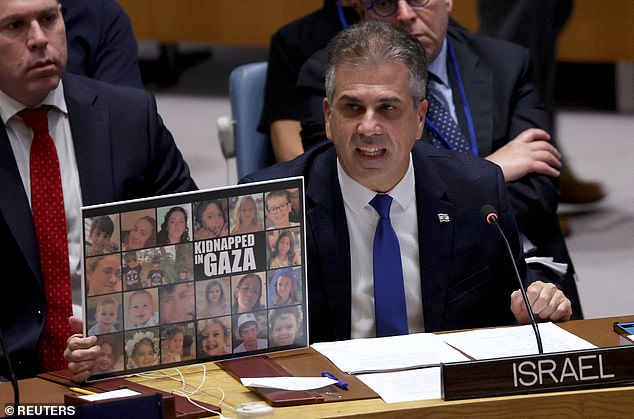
[297,0,583,320]
[0,0,196,380]
[61,0,144,88]
[243,20,572,343]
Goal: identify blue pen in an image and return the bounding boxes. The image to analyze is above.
[321,371,349,390]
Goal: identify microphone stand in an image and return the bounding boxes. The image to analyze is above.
[0,327,20,411]
[483,206,544,354]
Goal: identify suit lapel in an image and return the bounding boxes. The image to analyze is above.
[0,128,42,282]
[63,76,116,206]
[305,148,352,337]
[412,145,456,331]
[448,29,494,157]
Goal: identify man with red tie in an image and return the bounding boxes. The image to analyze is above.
[0,0,195,380]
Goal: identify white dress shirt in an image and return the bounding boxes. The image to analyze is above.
[0,82,84,318]
[427,38,459,123]
[337,156,424,338]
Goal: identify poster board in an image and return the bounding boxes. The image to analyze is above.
[80,177,307,380]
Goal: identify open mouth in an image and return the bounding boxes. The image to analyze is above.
[357,145,386,158]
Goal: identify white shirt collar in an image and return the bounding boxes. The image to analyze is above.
[0,80,68,124]
[428,37,449,87]
[337,154,416,214]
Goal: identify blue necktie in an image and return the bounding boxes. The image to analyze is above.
[369,194,408,337]
[426,93,471,155]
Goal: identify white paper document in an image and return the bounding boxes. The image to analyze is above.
[525,256,568,275]
[440,322,596,360]
[357,368,442,403]
[240,377,336,391]
[311,333,470,374]
[78,388,141,402]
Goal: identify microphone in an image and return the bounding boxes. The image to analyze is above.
[480,205,544,354]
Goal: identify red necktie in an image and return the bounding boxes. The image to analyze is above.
[20,106,73,372]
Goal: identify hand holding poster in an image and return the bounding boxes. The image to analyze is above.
[81,178,307,380]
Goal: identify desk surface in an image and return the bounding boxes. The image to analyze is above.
[127,315,634,418]
[3,315,634,418]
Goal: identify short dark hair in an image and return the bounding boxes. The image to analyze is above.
[325,20,428,106]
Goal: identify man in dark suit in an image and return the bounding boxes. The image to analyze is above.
[258,0,359,161]
[243,20,572,343]
[297,0,583,320]
[61,0,144,88]
[0,0,195,380]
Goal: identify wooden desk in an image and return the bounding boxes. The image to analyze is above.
[3,316,633,418]
[127,315,634,418]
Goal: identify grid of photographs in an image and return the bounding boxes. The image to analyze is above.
[81,178,307,380]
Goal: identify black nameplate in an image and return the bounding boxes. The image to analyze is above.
[441,345,634,400]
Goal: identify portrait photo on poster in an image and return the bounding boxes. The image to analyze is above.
[80,177,308,381]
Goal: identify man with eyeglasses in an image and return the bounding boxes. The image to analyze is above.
[296,0,583,320]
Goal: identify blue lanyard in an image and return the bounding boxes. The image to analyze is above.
[336,0,349,29]
[425,36,479,156]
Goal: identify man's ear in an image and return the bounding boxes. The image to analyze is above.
[323,97,333,141]
[416,98,428,139]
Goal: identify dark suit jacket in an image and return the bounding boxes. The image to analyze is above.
[62,0,144,88]
[242,141,528,343]
[0,74,196,378]
[297,22,582,319]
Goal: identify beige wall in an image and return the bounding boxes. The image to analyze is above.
[120,0,634,62]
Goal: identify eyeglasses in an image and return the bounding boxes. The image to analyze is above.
[363,0,430,18]
[267,202,289,214]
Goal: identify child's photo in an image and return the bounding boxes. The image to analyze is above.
[125,328,159,369]
[160,322,195,364]
[196,277,231,319]
[266,228,302,269]
[267,267,302,308]
[122,251,143,291]
[124,288,159,329]
[264,189,300,230]
[193,199,229,240]
[229,194,264,235]
[197,316,232,358]
[92,333,124,374]
[84,214,120,256]
[86,294,123,336]
[268,306,305,349]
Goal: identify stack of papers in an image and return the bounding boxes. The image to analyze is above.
[311,333,470,374]
[311,323,597,403]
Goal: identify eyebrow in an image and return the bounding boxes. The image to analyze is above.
[337,94,403,104]
[0,7,59,23]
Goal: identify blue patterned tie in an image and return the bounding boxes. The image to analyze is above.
[425,93,471,155]
[369,194,408,337]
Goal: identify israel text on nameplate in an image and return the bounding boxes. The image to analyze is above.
[80,177,308,380]
[441,345,634,400]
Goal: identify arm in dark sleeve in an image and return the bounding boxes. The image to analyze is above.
[91,0,144,88]
[297,48,330,151]
[62,0,143,88]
